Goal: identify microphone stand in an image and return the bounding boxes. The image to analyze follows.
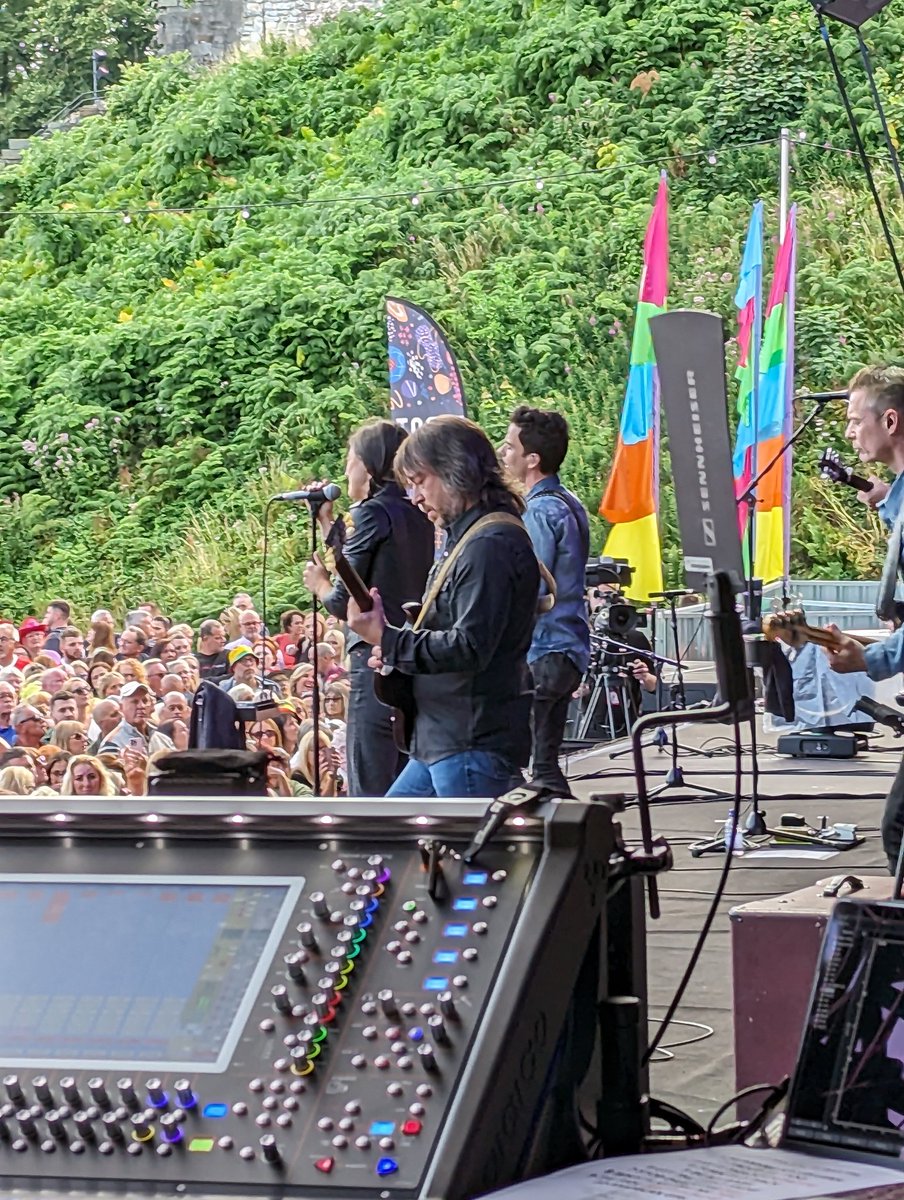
[308,499,324,797]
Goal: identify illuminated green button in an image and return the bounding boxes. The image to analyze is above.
[189,1138,215,1152]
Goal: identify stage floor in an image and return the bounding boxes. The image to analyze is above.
[565,715,900,1126]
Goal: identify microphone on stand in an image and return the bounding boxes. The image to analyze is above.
[795,389,849,403]
[273,483,342,503]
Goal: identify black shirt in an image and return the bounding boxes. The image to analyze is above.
[322,481,435,651]
[196,649,230,681]
[381,502,539,767]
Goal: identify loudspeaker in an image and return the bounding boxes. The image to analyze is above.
[148,749,268,795]
[810,0,892,29]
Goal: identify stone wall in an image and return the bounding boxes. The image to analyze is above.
[155,0,377,61]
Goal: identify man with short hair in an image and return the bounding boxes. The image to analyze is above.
[125,609,154,637]
[98,682,172,755]
[167,634,192,660]
[227,611,263,651]
[42,600,72,655]
[196,620,229,680]
[88,698,122,754]
[143,659,168,699]
[0,683,16,745]
[117,626,148,661]
[233,592,254,612]
[17,618,47,661]
[0,625,28,672]
[160,691,191,723]
[49,692,78,724]
[501,406,591,795]
[11,705,47,748]
[348,415,540,799]
[41,667,69,696]
[58,627,85,665]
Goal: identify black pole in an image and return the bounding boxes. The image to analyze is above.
[309,504,322,797]
[816,10,904,301]
[739,396,833,516]
[856,31,904,209]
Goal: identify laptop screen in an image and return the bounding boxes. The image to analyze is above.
[785,898,904,1160]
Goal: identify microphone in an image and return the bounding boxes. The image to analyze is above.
[795,389,849,403]
[853,696,904,736]
[272,483,342,503]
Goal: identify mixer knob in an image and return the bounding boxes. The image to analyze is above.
[174,1080,197,1110]
[310,891,329,918]
[117,1078,139,1108]
[368,854,384,869]
[260,1133,281,1164]
[88,1078,110,1108]
[101,1112,124,1141]
[31,1076,52,1106]
[159,1112,182,1144]
[73,1111,95,1141]
[271,985,293,1014]
[378,989,398,1017]
[45,1111,67,1140]
[463,947,478,961]
[284,953,306,982]
[3,1076,23,1105]
[145,1079,167,1108]
[16,1110,37,1139]
[386,940,402,954]
[473,921,489,935]
[439,991,459,1020]
[312,992,333,1019]
[130,1113,153,1141]
[297,922,318,950]
[417,1044,438,1072]
[331,859,346,873]
[290,1046,310,1073]
[404,930,420,944]
[362,869,378,883]
[397,950,413,965]
[412,910,428,924]
[428,1014,450,1045]
[482,896,498,908]
[452,975,469,989]
[60,1077,81,1106]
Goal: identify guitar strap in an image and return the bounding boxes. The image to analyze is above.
[413,513,556,632]
[877,506,904,623]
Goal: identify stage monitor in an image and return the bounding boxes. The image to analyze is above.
[811,0,893,29]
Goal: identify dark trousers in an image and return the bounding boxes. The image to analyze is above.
[346,644,406,797]
[530,651,582,794]
[882,752,904,872]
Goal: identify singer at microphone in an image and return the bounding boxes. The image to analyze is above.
[273,483,343,503]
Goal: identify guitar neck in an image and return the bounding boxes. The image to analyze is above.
[763,615,876,649]
[333,555,374,613]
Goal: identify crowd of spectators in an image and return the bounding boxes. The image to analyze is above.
[0,594,350,799]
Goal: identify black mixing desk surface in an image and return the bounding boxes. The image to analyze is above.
[0,797,631,1200]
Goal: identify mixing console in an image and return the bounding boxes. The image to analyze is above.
[0,796,634,1200]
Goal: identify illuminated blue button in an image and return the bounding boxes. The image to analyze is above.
[434,950,458,964]
[408,1027,424,1042]
[370,1121,395,1136]
[463,871,488,885]
[423,976,448,991]
[453,898,478,911]
[377,1157,399,1177]
[202,1103,228,1119]
[444,924,468,937]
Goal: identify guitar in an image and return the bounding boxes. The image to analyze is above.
[762,609,877,650]
[818,447,873,494]
[323,518,416,753]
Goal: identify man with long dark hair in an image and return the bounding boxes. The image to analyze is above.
[304,418,434,796]
[347,415,540,799]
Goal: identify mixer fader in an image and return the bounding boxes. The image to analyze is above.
[0,796,631,1199]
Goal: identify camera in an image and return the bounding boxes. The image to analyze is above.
[593,594,646,637]
[585,556,634,590]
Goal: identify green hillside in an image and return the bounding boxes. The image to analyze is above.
[0,0,903,621]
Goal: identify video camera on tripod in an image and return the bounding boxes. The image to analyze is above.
[586,556,647,639]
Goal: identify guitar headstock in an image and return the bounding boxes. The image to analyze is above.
[762,609,809,647]
[818,447,851,486]
[324,516,347,557]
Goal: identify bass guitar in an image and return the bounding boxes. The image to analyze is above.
[762,609,877,650]
[818,447,873,493]
[323,518,416,753]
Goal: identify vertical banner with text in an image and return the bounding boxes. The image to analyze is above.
[386,297,467,430]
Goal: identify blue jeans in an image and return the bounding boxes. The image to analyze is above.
[386,750,520,799]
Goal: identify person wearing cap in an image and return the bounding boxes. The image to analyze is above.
[220,646,260,693]
[97,681,173,755]
[18,618,47,661]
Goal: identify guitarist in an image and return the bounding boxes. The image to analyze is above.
[826,365,904,868]
[303,419,434,797]
[347,416,540,799]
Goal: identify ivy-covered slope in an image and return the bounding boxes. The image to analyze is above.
[0,0,902,620]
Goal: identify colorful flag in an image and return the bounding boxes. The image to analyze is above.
[599,173,668,601]
[386,297,466,430]
[732,200,764,566]
[752,206,796,584]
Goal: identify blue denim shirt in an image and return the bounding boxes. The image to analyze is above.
[863,471,904,680]
[523,475,591,672]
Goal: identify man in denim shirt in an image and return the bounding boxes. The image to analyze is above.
[825,366,904,867]
[502,407,590,795]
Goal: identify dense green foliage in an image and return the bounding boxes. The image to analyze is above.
[0,0,902,623]
[0,0,157,141]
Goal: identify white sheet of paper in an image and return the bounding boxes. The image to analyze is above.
[743,849,839,861]
[481,1146,904,1200]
